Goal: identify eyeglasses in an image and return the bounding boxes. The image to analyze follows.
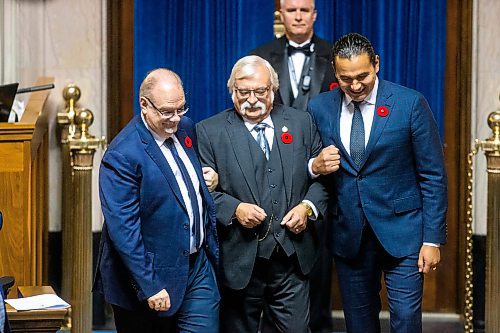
[143,96,189,119]
[234,86,270,99]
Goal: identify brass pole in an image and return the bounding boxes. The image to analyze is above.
[57,84,80,304]
[69,108,105,333]
[476,97,500,332]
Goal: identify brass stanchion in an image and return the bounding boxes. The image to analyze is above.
[475,95,500,332]
[57,84,81,330]
[68,108,105,333]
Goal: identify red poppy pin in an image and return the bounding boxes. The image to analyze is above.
[329,82,339,90]
[377,106,389,117]
[184,136,193,148]
[281,133,293,144]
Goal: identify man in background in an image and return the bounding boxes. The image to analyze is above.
[94,69,220,333]
[309,33,447,333]
[250,1,336,331]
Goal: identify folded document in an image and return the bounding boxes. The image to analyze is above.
[5,294,70,311]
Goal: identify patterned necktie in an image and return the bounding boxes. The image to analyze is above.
[350,101,365,166]
[254,123,270,160]
[164,138,201,250]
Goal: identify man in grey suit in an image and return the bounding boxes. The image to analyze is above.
[196,55,336,333]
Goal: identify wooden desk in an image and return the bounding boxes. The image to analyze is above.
[6,286,69,332]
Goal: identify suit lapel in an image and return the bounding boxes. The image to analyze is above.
[361,80,393,168]
[271,106,293,205]
[226,111,261,205]
[136,119,188,213]
[308,38,328,98]
[270,39,292,107]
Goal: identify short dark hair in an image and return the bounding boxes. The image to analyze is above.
[331,33,376,70]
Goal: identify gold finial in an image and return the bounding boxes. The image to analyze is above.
[62,84,81,103]
[74,108,94,140]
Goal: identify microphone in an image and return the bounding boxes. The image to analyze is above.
[17,83,55,94]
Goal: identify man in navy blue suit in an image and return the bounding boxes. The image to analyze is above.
[308,33,448,333]
[93,69,220,333]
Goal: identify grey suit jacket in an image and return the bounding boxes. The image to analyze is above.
[196,105,329,290]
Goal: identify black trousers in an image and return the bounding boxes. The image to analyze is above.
[261,221,333,333]
[221,247,311,333]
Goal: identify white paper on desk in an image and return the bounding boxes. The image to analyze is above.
[4,294,70,311]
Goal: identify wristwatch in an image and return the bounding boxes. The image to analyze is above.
[300,202,313,218]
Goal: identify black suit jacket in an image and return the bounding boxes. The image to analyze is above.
[249,35,336,110]
[196,105,329,290]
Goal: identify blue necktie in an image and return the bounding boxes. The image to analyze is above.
[350,101,365,166]
[254,123,270,160]
[164,138,201,250]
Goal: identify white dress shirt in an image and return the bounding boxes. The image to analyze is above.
[339,77,379,153]
[288,39,312,99]
[142,116,204,254]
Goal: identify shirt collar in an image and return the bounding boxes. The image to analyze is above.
[288,39,312,48]
[243,114,274,132]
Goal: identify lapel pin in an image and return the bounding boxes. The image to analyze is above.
[184,135,193,148]
[281,132,293,144]
[329,82,339,90]
[282,126,288,133]
[377,106,389,117]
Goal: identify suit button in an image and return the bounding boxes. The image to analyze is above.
[273,200,278,204]
[268,168,273,173]
[275,232,280,237]
[270,184,276,188]
[358,175,364,180]
[183,250,189,256]
[184,223,189,230]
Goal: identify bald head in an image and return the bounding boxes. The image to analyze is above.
[139,68,186,139]
[139,68,183,100]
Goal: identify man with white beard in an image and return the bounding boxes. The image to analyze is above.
[196,55,338,333]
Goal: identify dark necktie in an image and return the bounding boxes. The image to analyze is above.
[253,123,270,160]
[350,101,365,166]
[287,43,312,56]
[164,138,201,249]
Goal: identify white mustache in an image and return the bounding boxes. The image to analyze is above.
[239,101,267,116]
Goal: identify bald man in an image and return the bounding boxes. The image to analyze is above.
[93,69,220,333]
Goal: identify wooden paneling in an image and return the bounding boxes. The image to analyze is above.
[107,0,134,141]
[0,77,52,293]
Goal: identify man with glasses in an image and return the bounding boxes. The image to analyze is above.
[196,55,336,333]
[251,2,337,331]
[93,68,220,333]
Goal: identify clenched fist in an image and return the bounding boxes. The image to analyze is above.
[312,145,340,175]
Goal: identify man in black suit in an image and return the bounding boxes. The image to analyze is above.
[196,55,335,333]
[250,0,337,112]
[250,1,336,331]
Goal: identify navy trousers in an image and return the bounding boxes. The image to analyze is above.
[112,249,220,333]
[335,226,423,333]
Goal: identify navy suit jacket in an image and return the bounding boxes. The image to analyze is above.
[308,79,447,259]
[93,115,219,316]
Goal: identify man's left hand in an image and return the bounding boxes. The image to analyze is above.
[202,167,218,192]
[418,245,441,274]
[281,204,308,234]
